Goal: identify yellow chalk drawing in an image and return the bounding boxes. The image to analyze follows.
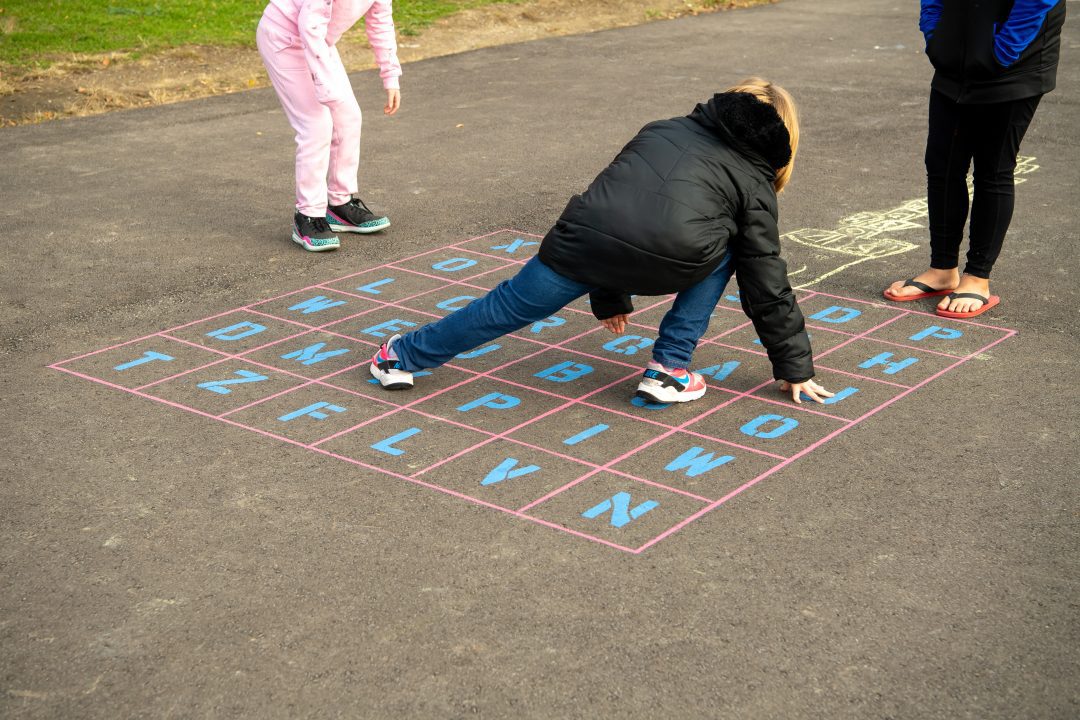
[784,156,1038,289]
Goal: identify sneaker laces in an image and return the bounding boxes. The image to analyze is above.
[310,216,332,233]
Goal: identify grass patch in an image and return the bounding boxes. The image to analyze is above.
[0,0,521,67]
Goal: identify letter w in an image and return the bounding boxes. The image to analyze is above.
[665,447,735,478]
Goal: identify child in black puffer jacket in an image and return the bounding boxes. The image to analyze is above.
[370,78,832,406]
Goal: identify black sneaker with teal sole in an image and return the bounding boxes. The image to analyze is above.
[327,197,391,234]
[293,212,340,252]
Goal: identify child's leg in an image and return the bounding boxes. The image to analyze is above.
[257,18,333,217]
[324,46,363,208]
[965,94,1041,279]
[652,255,734,369]
[925,90,975,273]
[392,257,591,371]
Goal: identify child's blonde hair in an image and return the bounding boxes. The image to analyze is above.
[725,77,799,193]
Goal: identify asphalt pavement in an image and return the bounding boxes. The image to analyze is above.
[2,0,1078,717]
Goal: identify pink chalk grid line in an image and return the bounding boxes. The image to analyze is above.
[49,229,1016,554]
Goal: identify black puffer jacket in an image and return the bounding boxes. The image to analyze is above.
[538,92,813,382]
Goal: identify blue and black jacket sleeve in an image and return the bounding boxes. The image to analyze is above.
[995,0,1062,66]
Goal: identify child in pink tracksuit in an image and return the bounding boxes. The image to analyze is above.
[257,0,402,252]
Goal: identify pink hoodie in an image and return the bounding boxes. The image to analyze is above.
[266,0,402,96]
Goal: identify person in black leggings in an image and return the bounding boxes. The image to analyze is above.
[885,0,1066,318]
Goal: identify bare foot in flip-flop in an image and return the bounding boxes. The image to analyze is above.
[884,268,958,301]
[936,274,999,318]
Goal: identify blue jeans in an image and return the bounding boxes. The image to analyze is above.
[392,254,735,372]
[652,253,734,368]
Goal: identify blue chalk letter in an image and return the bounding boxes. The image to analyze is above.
[909,325,963,341]
[197,369,269,395]
[602,335,653,356]
[280,342,350,366]
[859,352,919,375]
[665,447,735,477]
[481,458,541,486]
[278,402,346,422]
[114,350,175,371]
[582,492,659,528]
[288,295,347,314]
[360,319,418,338]
[355,277,394,294]
[491,237,539,254]
[535,361,593,383]
[456,344,501,359]
[563,424,609,446]
[431,258,478,272]
[206,322,267,341]
[436,295,477,312]
[371,427,421,456]
[457,393,520,412]
[809,306,862,324]
[740,414,799,439]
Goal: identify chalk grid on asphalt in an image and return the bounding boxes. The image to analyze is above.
[50,230,1015,553]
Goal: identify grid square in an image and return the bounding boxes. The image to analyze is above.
[56,337,222,390]
[630,301,750,341]
[816,339,959,387]
[226,384,392,445]
[50,230,1016,553]
[390,249,515,282]
[414,439,592,510]
[454,230,543,262]
[242,331,373,380]
[610,431,784,501]
[463,263,529,291]
[491,349,640,401]
[523,472,709,550]
[798,294,905,335]
[321,306,440,347]
[863,313,1012,358]
[506,404,665,466]
[142,359,307,415]
[684,396,850,458]
[749,367,908,422]
[322,267,454,304]
[248,288,381,327]
[317,411,489,475]
[408,377,569,434]
[166,311,309,355]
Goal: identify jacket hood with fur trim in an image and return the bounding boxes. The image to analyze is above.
[689,91,791,173]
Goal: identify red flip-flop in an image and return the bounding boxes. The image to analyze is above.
[936,292,1000,319]
[883,278,954,302]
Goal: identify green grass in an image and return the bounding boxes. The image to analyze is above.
[0,0,519,67]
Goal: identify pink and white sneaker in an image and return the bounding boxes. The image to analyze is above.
[635,360,707,403]
[369,334,413,390]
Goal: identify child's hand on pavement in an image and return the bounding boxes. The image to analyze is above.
[600,314,629,334]
[385,88,401,115]
[779,379,835,404]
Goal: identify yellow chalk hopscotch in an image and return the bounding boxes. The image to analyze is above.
[785,156,1039,288]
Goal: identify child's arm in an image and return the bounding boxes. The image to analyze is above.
[365,0,403,110]
[731,193,816,388]
[589,289,634,323]
[296,0,352,105]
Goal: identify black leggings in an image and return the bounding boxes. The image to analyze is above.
[925,89,1041,279]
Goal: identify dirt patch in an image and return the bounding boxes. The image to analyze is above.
[0,0,771,126]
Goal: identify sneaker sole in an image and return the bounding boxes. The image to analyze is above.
[634,385,706,404]
[292,230,339,252]
[369,362,413,390]
[328,219,391,234]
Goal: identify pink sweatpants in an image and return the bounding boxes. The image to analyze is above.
[257,7,361,217]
